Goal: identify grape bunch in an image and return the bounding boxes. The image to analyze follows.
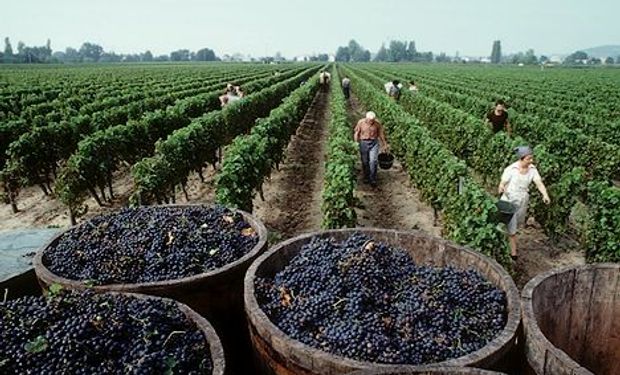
[43,205,259,284]
[255,233,507,365]
[0,291,213,374]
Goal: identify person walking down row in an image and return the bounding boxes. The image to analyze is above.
[341,76,351,99]
[384,80,403,102]
[219,84,244,107]
[486,99,512,135]
[319,70,331,93]
[498,146,550,260]
[354,111,390,188]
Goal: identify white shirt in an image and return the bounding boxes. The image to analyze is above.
[384,82,403,94]
[501,161,541,198]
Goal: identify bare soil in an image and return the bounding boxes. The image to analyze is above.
[347,95,441,236]
[0,166,136,231]
[512,225,585,288]
[253,90,329,240]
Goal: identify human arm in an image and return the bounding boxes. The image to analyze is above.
[498,167,510,194]
[505,119,512,136]
[533,174,550,204]
[353,122,361,142]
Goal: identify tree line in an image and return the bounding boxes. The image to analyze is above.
[1,37,218,64]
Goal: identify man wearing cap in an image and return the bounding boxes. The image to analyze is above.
[354,111,389,187]
[498,145,550,260]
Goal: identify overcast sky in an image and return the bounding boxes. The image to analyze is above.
[2,0,619,57]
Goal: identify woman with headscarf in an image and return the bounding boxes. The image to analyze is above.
[498,145,551,260]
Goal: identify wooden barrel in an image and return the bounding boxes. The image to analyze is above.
[33,204,267,375]
[2,290,225,374]
[244,229,520,375]
[521,264,620,375]
[347,367,505,374]
[125,292,226,375]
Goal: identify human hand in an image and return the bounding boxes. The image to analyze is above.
[543,196,551,204]
[498,185,505,194]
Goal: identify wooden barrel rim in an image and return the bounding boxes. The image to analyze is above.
[244,228,520,372]
[33,204,268,292]
[521,263,619,375]
[346,367,505,374]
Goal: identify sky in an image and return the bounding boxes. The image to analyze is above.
[2,0,619,58]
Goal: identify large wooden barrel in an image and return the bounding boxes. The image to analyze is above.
[521,264,620,375]
[127,292,226,375]
[33,204,267,375]
[244,229,520,375]
[1,290,225,374]
[348,367,505,374]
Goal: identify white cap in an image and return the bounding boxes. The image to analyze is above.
[366,111,376,120]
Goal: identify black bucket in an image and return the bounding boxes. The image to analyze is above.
[378,152,394,169]
[495,200,516,225]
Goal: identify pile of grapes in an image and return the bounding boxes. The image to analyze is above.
[0,291,213,374]
[255,233,507,365]
[43,205,259,284]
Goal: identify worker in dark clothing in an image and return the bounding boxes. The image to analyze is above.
[485,99,512,135]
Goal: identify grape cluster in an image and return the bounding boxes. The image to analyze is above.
[0,291,213,374]
[44,205,259,284]
[255,233,507,365]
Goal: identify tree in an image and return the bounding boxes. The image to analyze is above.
[79,42,104,62]
[170,49,190,61]
[524,49,537,65]
[539,55,549,64]
[141,50,153,62]
[406,41,417,61]
[335,46,350,62]
[604,56,614,65]
[564,51,588,64]
[195,48,216,61]
[317,53,329,61]
[387,40,407,62]
[616,55,620,64]
[490,40,502,64]
[45,39,52,59]
[64,47,80,62]
[4,37,13,58]
[435,52,452,63]
[374,43,388,62]
[357,49,371,62]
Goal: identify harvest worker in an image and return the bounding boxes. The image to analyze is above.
[384,80,402,102]
[354,111,389,187]
[341,76,351,99]
[409,80,419,94]
[485,99,512,135]
[319,70,331,92]
[498,146,550,260]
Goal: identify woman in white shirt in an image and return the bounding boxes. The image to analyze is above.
[498,146,551,260]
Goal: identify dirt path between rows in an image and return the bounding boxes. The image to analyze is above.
[347,95,441,236]
[0,167,136,231]
[253,89,330,241]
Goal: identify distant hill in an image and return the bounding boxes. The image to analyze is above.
[580,45,620,58]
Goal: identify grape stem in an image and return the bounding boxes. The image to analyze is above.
[162,330,186,347]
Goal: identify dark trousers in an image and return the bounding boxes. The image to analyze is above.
[359,139,379,184]
[343,86,350,99]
